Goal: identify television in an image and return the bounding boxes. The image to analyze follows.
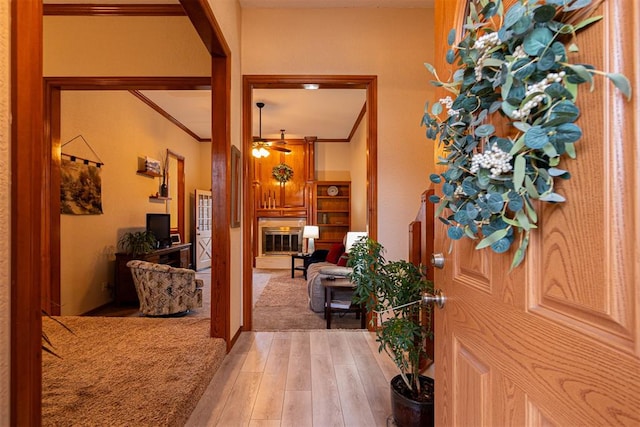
[146,213,171,249]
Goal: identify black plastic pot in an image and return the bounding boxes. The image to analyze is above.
[390,374,434,427]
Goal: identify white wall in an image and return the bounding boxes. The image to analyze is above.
[241,7,436,259]
[0,0,9,421]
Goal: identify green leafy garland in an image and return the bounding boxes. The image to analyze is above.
[272,163,294,183]
[423,0,631,269]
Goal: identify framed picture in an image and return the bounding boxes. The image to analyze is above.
[231,145,241,228]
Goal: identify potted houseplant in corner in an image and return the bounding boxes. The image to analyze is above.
[118,230,157,257]
[349,237,435,427]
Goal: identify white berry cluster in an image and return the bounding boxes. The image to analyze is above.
[470,145,513,178]
[454,185,466,196]
[512,45,527,60]
[439,96,461,117]
[473,32,501,81]
[511,71,567,120]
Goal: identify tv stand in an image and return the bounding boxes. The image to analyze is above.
[114,243,191,305]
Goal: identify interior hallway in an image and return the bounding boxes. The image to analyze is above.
[186,329,433,426]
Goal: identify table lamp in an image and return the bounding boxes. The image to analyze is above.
[303,225,319,254]
[345,231,368,253]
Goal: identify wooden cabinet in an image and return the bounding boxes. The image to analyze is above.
[313,181,350,250]
[114,243,191,305]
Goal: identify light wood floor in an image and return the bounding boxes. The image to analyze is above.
[186,330,417,427]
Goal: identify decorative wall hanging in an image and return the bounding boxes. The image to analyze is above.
[272,163,293,183]
[60,135,104,215]
[422,0,631,269]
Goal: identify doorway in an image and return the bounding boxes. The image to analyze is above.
[241,75,378,331]
[10,1,231,423]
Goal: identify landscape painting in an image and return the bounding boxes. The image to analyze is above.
[60,158,103,215]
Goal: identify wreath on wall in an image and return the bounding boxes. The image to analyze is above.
[272,163,294,183]
[423,0,631,269]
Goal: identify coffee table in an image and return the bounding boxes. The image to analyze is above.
[321,276,366,329]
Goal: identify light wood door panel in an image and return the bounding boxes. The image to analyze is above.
[433,1,640,425]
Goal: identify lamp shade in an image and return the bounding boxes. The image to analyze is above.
[303,225,319,239]
[345,231,368,253]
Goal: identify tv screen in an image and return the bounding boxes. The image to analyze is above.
[146,213,171,249]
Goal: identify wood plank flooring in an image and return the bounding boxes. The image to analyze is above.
[186,330,409,427]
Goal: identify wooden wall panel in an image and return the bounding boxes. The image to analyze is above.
[454,342,490,427]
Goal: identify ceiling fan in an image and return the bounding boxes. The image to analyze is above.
[252,102,291,158]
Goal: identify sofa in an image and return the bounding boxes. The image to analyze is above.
[306,243,353,313]
[127,260,203,316]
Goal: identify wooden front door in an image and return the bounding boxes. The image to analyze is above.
[432,1,639,425]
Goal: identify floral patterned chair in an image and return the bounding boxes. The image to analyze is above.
[126,260,203,316]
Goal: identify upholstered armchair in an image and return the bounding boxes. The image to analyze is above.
[126,260,203,316]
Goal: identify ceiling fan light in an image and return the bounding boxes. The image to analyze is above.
[259,147,270,157]
[252,147,262,158]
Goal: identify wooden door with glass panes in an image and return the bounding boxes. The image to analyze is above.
[195,189,212,270]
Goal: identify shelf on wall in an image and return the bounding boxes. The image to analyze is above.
[137,170,162,178]
[149,196,172,201]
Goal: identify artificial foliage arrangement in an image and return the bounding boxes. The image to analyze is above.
[272,163,294,183]
[422,0,631,269]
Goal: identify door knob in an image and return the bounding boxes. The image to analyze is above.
[431,253,445,269]
[423,289,446,309]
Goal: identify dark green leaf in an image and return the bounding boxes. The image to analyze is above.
[533,5,557,23]
[447,28,456,46]
[487,192,504,213]
[550,41,567,62]
[512,14,533,36]
[475,124,495,138]
[448,226,464,240]
[462,177,479,197]
[545,82,573,100]
[429,174,442,184]
[523,27,553,56]
[491,237,513,253]
[503,3,525,29]
[446,49,456,64]
[524,126,549,149]
[507,192,524,211]
[428,194,441,204]
[537,49,556,71]
[477,168,491,188]
[466,203,479,220]
[550,123,582,144]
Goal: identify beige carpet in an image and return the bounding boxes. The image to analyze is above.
[253,270,363,331]
[42,316,226,426]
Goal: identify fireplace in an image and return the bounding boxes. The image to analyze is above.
[256,218,306,268]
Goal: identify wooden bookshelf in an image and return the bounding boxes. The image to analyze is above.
[313,181,350,250]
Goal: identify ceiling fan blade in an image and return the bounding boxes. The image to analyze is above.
[269,145,291,153]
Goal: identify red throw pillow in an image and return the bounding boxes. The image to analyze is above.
[337,253,349,267]
[326,243,345,264]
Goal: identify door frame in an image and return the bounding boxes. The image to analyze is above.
[241,74,378,331]
[43,76,211,315]
[10,1,231,424]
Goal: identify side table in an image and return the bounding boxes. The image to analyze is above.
[321,276,366,329]
[291,253,311,278]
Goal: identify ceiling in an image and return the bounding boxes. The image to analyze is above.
[45,0,433,141]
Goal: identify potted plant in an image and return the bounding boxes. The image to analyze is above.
[349,237,434,427]
[118,230,157,256]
